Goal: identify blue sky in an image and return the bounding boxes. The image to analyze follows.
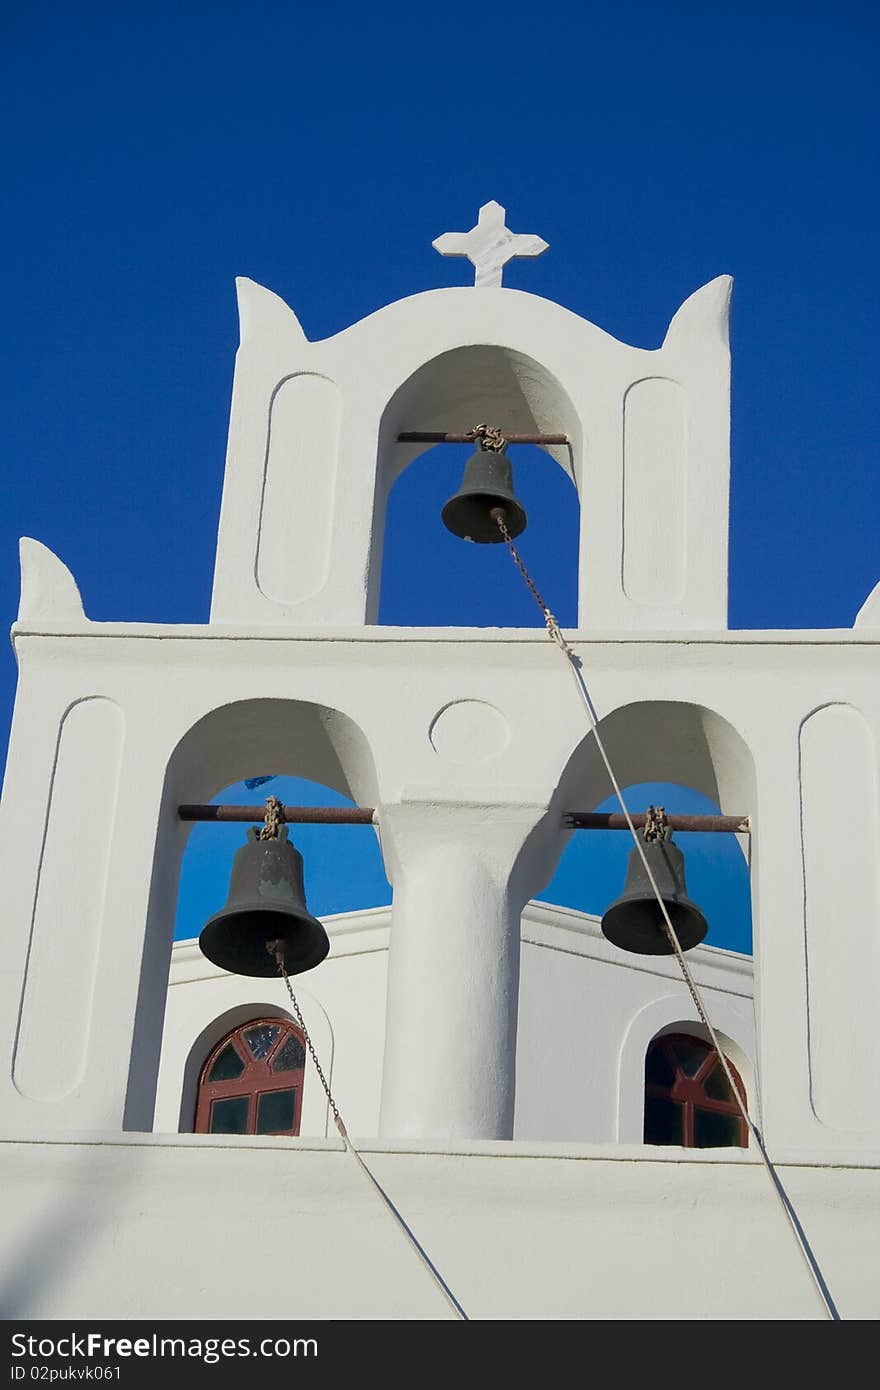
[1,2,876,955]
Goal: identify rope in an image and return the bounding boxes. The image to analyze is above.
[259,795,285,840]
[269,946,469,1321]
[491,508,841,1322]
[468,422,507,453]
[643,805,668,842]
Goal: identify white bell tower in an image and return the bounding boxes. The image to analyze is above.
[1,203,878,1319]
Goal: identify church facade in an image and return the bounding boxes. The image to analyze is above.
[1,207,878,1319]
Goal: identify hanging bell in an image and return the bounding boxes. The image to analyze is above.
[441,447,527,542]
[600,836,708,955]
[199,826,330,978]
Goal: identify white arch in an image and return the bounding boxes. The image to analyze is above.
[128,697,381,1133]
[616,993,758,1144]
[155,983,335,1139]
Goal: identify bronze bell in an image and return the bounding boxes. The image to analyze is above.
[441,447,527,542]
[199,826,330,978]
[600,836,708,955]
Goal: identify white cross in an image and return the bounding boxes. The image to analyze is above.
[432,200,549,288]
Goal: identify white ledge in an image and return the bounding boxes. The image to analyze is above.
[0,1130,878,1169]
[11,621,880,646]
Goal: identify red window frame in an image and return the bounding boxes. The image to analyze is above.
[644,1032,748,1148]
[195,1018,306,1136]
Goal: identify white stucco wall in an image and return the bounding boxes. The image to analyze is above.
[1,1135,875,1320]
[155,904,755,1147]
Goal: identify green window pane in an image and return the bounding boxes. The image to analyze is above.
[644,1096,684,1146]
[257,1089,297,1134]
[272,1034,305,1073]
[210,1096,250,1134]
[704,1063,737,1102]
[645,1045,675,1087]
[670,1036,710,1077]
[244,1023,281,1060]
[207,1042,245,1082]
[694,1108,744,1148]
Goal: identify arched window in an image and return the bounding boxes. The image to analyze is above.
[195,1018,306,1136]
[644,1032,747,1149]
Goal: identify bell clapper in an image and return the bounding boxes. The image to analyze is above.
[265,938,285,970]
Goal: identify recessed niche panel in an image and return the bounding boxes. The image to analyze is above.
[256,373,341,605]
[622,377,687,607]
[13,697,124,1102]
[800,703,880,1130]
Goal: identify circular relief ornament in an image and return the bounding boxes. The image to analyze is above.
[428,700,510,764]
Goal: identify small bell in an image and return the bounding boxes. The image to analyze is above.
[199,825,330,978]
[441,446,527,542]
[601,835,708,955]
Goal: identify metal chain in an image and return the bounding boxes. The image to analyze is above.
[272,948,345,1135]
[493,516,840,1320]
[469,422,507,453]
[492,510,564,636]
[259,795,285,841]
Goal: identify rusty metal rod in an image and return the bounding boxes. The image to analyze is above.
[565,813,749,833]
[178,805,748,832]
[178,804,376,824]
[396,431,570,445]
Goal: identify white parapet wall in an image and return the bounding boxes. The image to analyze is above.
[0,1134,875,1320]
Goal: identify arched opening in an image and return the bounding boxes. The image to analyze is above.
[539,780,752,954]
[379,441,579,627]
[175,773,390,943]
[372,344,583,625]
[542,702,756,956]
[128,698,383,1132]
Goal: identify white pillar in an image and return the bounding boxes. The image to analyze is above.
[377,803,549,1141]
